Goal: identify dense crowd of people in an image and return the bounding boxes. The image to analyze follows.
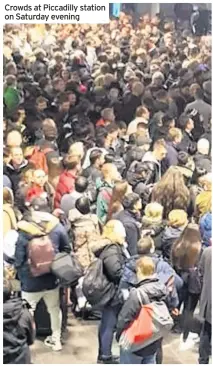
[3,12,212,365]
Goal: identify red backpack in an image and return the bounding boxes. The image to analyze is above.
[28,235,55,277]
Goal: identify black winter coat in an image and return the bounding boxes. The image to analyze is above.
[3,297,34,364]
[4,160,29,193]
[116,277,167,357]
[116,210,141,256]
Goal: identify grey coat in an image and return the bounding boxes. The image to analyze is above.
[199,247,212,324]
[185,99,211,130]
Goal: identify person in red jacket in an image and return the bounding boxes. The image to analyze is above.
[54,154,81,208]
[26,169,54,211]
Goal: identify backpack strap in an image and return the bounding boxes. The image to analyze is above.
[136,287,150,305]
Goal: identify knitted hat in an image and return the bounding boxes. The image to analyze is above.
[168,210,188,227]
[199,212,212,247]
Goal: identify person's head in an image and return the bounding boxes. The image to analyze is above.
[137,236,155,255]
[75,196,90,215]
[101,163,120,182]
[58,93,70,113]
[144,202,164,224]
[54,51,63,64]
[32,169,47,188]
[6,61,17,76]
[197,138,210,156]
[64,154,81,173]
[152,71,165,86]
[106,122,119,143]
[6,130,22,148]
[132,81,144,97]
[162,114,175,130]
[123,192,142,213]
[60,69,70,82]
[3,187,14,205]
[179,114,194,132]
[75,176,88,193]
[10,147,24,166]
[116,121,127,137]
[136,256,155,281]
[89,149,105,168]
[68,142,84,160]
[52,77,65,92]
[135,106,150,121]
[34,48,46,60]
[101,108,115,124]
[193,85,204,100]
[152,139,167,161]
[152,167,189,219]
[168,128,182,145]
[36,96,47,112]
[66,90,77,105]
[42,118,58,141]
[30,197,50,213]
[107,180,131,220]
[168,209,188,228]
[171,223,201,270]
[200,173,212,191]
[102,220,126,245]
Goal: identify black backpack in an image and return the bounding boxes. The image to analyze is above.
[82,258,116,308]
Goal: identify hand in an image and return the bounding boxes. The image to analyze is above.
[171,308,179,316]
[52,208,64,217]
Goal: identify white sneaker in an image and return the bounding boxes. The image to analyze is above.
[52,341,62,351]
[44,336,54,348]
[179,333,198,351]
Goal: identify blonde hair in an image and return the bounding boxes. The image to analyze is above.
[68,142,84,159]
[168,209,188,228]
[145,202,163,219]
[102,220,126,245]
[136,256,155,277]
[101,163,117,179]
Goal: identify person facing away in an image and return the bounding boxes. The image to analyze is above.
[116,256,168,364]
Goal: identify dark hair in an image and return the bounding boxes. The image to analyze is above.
[171,224,201,270]
[162,114,174,128]
[106,122,119,134]
[191,166,207,184]
[177,151,189,166]
[75,176,88,193]
[58,93,69,105]
[123,193,140,211]
[36,96,47,105]
[75,196,90,215]
[90,149,103,165]
[178,114,190,130]
[116,121,127,130]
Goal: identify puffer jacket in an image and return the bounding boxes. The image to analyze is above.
[69,209,100,268]
[15,212,71,292]
[116,276,167,357]
[54,170,77,208]
[161,226,185,262]
[4,297,34,364]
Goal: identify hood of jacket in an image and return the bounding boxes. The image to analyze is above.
[162,225,184,242]
[3,297,23,327]
[136,276,167,302]
[90,237,119,256]
[17,211,59,236]
[142,151,160,166]
[6,159,28,172]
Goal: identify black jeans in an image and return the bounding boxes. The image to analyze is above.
[182,292,199,341]
[199,321,212,364]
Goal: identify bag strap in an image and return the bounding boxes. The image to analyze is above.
[136,287,150,305]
